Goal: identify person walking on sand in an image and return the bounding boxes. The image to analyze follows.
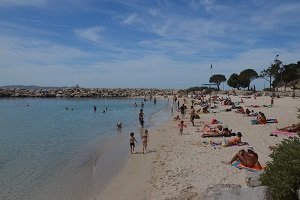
[190,106,196,126]
[129,132,138,154]
[271,97,274,107]
[178,120,187,135]
[142,129,149,154]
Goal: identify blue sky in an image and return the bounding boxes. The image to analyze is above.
[0,0,299,89]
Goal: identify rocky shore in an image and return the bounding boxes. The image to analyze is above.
[0,87,174,98]
[0,86,299,98]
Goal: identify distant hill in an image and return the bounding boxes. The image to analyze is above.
[0,85,70,90]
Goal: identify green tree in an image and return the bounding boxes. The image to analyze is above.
[209,74,227,90]
[238,69,258,90]
[260,57,281,91]
[273,62,300,90]
[227,73,242,90]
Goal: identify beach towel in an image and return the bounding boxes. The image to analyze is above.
[251,119,278,125]
[271,130,298,137]
[232,160,265,172]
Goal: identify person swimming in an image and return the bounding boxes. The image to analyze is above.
[117,122,122,129]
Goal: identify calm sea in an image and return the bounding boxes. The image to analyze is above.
[0,98,170,200]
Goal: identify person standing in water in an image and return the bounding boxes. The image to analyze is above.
[139,109,145,127]
[142,129,149,154]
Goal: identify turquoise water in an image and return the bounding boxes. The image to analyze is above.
[0,98,170,200]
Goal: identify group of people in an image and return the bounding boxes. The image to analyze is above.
[128,99,154,154]
[129,129,149,154]
[175,96,263,170]
[93,105,107,113]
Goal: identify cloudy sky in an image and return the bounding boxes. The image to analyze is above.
[0,0,299,89]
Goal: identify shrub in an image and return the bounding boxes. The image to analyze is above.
[260,136,300,200]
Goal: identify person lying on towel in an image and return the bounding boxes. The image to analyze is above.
[210,132,242,146]
[226,146,262,170]
[202,127,233,138]
[256,112,267,124]
[278,122,300,132]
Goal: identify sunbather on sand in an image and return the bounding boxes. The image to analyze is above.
[202,127,233,138]
[278,122,300,132]
[235,107,245,114]
[202,124,223,133]
[244,108,250,116]
[257,112,267,124]
[210,132,242,146]
[227,147,262,169]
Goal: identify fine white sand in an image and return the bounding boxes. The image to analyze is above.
[99,95,299,200]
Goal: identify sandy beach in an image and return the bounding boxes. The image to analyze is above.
[99,94,299,200]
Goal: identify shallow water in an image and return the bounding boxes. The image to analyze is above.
[0,98,170,200]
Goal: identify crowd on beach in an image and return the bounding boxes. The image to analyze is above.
[170,93,299,171]
[126,93,299,167]
[100,91,299,199]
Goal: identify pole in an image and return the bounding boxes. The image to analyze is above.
[210,64,212,88]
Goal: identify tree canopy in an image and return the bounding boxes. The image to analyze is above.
[209,74,227,90]
[273,62,300,89]
[239,69,258,90]
[227,73,242,89]
[260,58,281,90]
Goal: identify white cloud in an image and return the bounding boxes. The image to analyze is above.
[122,13,140,25]
[74,26,105,43]
[0,0,299,89]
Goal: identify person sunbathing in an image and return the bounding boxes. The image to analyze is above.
[210,132,242,146]
[235,107,245,114]
[227,147,262,169]
[202,127,232,138]
[278,122,300,132]
[202,124,223,133]
[257,112,267,124]
[244,108,250,116]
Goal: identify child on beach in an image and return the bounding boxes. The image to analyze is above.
[142,129,149,154]
[178,120,187,135]
[129,132,138,154]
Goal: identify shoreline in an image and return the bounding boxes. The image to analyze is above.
[99,95,299,199]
